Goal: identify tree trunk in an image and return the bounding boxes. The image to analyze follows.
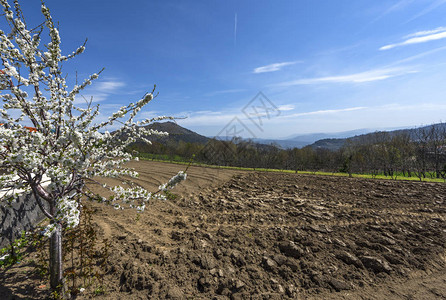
[50,222,63,290]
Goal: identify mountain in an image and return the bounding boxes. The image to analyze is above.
[142,121,210,144]
[248,129,379,149]
[310,138,346,151]
[289,129,376,142]
[116,121,210,148]
[308,123,446,151]
[122,121,446,152]
[253,125,446,150]
[251,138,309,149]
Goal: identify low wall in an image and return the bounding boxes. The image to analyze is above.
[0,193,48,249]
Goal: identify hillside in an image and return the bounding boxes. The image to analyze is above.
[121,121,446,153]
[126,122,278,152]
[143,121,210,144]
[310,138,346,151]
[309,123,446,151]
[116,121,210,146]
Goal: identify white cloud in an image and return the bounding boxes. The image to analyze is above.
[277,104,295,111]
[177,106,362,129]
[253,61,300,73]
[95,81,125,92]
[176,111,235,126]
[174,102,446,138]
[75,79,125,104]
[286,106,367,118]
[373,102,446,112]
[274,67,415,86]
[380,27,446,50]
[262,103,446,137]
[404,26,446,38]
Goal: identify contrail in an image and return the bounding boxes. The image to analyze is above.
[234,13,237,46]
[405,0,446,23]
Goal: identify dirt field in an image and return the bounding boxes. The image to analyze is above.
[1,161,445,299]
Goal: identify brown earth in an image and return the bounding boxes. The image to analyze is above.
[1,161,445,299]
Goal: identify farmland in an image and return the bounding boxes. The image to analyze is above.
[1,160,445,299]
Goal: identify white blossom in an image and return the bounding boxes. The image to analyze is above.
[0,253,10,261]
[159,171,187,191]
[0,0,186,236]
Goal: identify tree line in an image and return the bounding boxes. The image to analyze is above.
[129,123,446,180]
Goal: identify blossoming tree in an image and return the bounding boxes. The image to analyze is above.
[0,0,186,290]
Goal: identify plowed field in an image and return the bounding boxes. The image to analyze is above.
[1,161,445,299]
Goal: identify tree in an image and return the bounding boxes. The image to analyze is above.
[413,127,431,180]
[426,123,446,178]
[0,0,186,291]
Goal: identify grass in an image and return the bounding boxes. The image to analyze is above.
[137,156,445,183]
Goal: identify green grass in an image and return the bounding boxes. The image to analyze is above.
[137,155,445,183]
[137,153,186,162]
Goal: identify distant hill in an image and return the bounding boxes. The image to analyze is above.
[115,121,210,154]
[310,138,346,151]
[120,121,446,152]
[308,123,446,151]
[124,122,287,154]
[142,121,210,144]
[252,129,383,149]
[251,138,309,149]
[286,128,376,142]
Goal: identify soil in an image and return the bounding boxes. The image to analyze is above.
[1,161,445,299]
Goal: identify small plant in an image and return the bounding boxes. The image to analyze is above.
[61,204,111,297]
[30,230,50,278]
[1,205,113,298]
[0,230,31,268]
[94,285,106,295]
[163,190,179,201]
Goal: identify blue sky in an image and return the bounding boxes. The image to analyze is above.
[14,0,446,139]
